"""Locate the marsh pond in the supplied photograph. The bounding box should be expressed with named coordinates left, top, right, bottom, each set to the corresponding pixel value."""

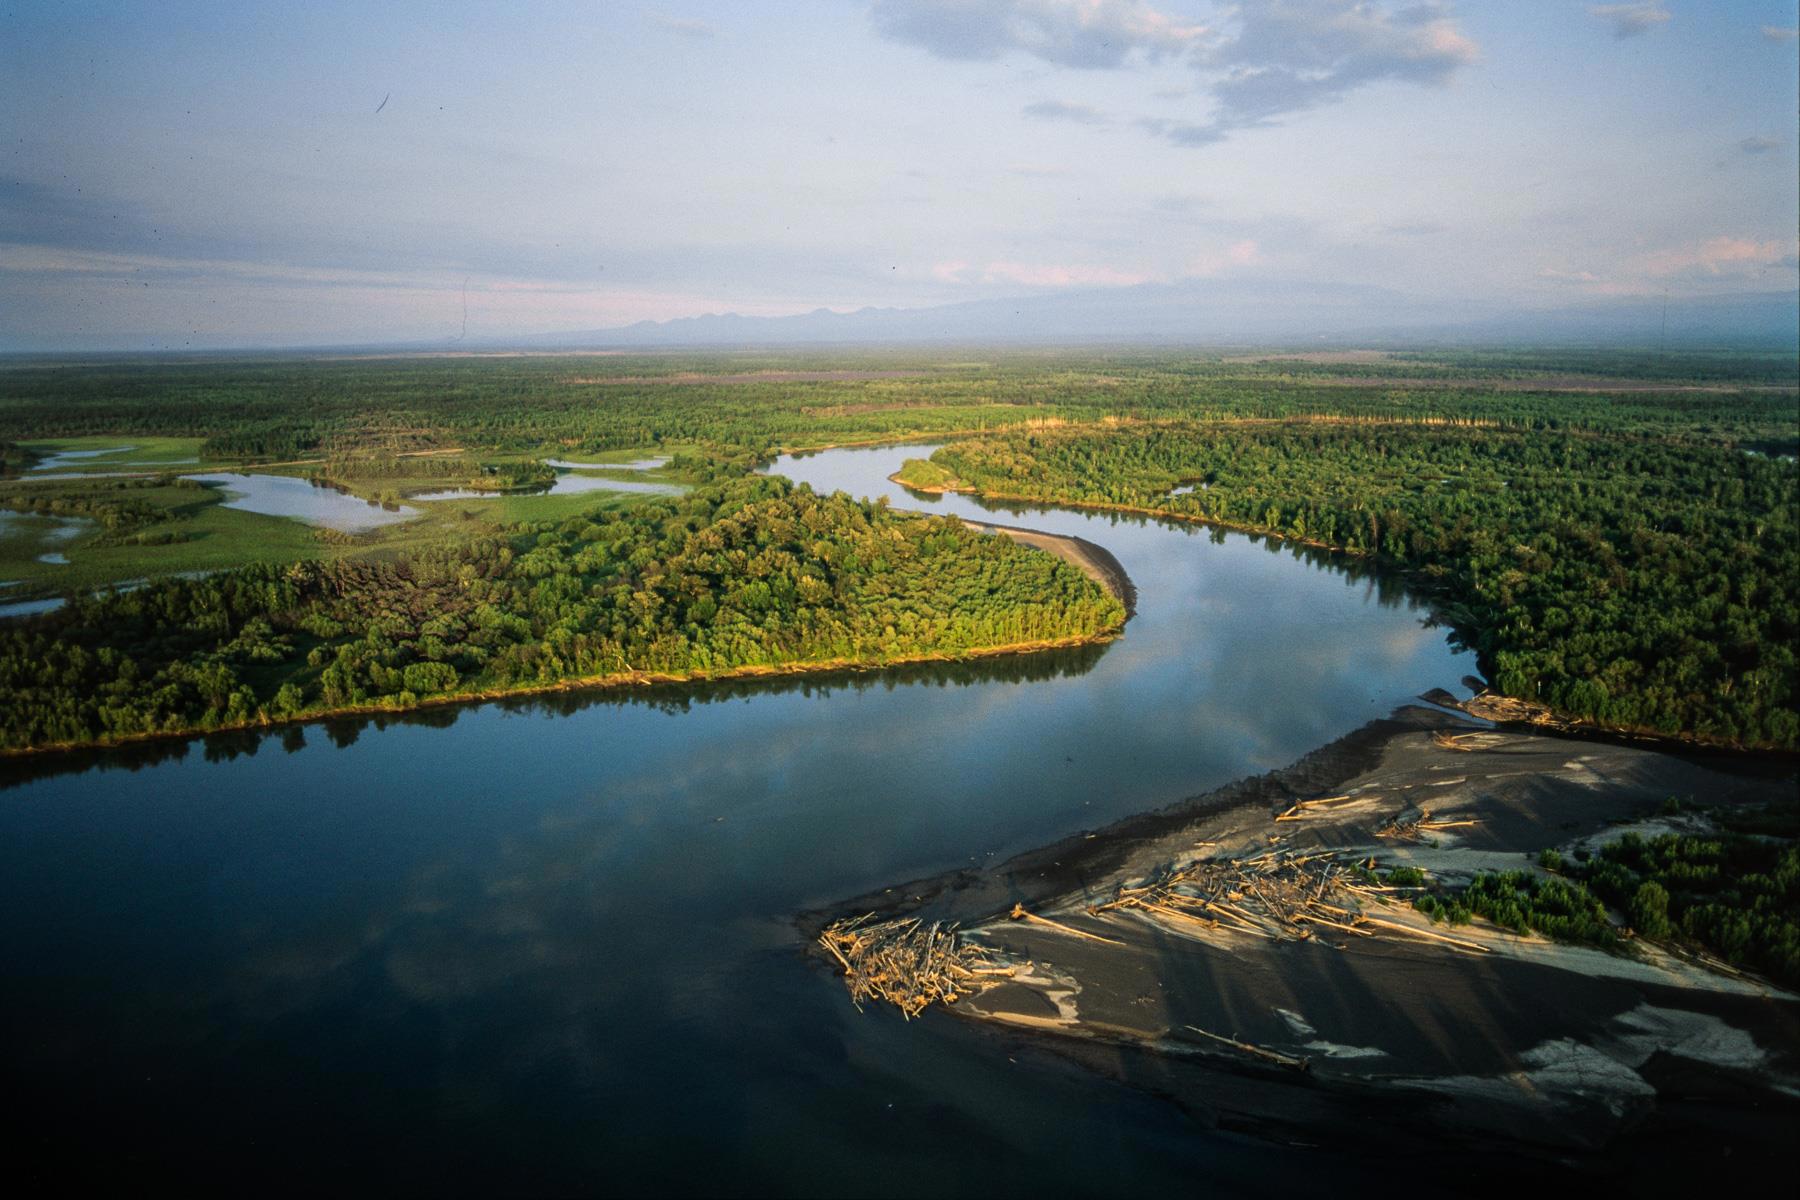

left=2, top=443, right=1472, bottom=1192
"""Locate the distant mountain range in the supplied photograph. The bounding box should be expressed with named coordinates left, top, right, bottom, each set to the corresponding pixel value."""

left=519, top=282, right=1799, bottom=351
left=6, top=282, right=1794, bottom=356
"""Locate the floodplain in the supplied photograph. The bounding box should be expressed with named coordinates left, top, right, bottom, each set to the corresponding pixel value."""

left=0, top=347, right=1795, bottom=1190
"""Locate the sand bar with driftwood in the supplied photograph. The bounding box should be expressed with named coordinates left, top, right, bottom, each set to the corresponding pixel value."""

left=807, top=705, right=1800, bottom=1169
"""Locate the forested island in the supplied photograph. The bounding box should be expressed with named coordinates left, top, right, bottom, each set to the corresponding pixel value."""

left=0, top=477, right=1122, bottom=751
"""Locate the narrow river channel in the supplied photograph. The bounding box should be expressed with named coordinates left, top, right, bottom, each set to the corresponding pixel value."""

left=1, top=443, right=1470, bottom=1193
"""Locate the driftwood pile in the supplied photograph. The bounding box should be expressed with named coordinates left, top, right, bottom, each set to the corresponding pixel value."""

left=1375, top=809, right=1481, bottom=843
left=818, top=915, right=1013, bottom=1018
left=1274, top=793, right=1365, bottom=822
left=821, top=851, right=1496, bottom=1018
left=1421, top=686, right=1571, bottom=732
left=1421, top=686, right=1566, bottom=729
left=1092, top=849, right=1365, bottom=942
left=1460, top=691, right=1561, bottom=726
left=1090, top=849, right=1488, bottom=953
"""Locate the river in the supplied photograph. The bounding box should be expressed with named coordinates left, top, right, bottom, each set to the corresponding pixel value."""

left=0, top=443, right=1470, bottom=1194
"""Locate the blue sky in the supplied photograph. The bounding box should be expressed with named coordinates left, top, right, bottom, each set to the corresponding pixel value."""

left=2, top=1, right=1795, bottom=347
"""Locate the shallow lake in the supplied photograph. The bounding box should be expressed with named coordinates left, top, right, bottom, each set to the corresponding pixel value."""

left=185, top=472, right=420, bottom=532
left=0, top=595, right=67, bottom=619
left=542, top=456, right=669, bottom=470
left=28, top=444, right=139, bottom=471
left=1, top=444, right=1472, bottom=1192
left=411, top=468, right=686, bottom=501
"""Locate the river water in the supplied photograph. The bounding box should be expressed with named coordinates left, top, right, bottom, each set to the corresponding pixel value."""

left=0, top=443, right=1470, bottom=1194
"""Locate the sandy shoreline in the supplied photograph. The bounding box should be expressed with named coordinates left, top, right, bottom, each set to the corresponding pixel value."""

left=959, top=518, right=1136, bottom=614
left=807, top=705, right=1800, bottom=1171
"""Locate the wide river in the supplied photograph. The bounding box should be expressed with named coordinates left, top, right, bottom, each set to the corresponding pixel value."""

left=1, top=444, right=1470, bottom=1193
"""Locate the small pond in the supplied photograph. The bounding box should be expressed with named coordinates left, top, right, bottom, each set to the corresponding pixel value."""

left=184, top=473, right=420, bottom=532
left=29, top=445, right=140, bottom=472
left=411, top=469, right=685, bottom=501
left=541, top=457, right=669, bottom=471
left=0, top=596, right=66, bottom=620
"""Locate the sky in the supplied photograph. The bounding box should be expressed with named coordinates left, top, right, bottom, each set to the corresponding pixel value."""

left=1, top=0, right=1796, bottom=348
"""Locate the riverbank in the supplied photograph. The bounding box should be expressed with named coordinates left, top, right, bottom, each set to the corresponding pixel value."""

left=891, top=468, right=1365, bottom=558
left=809, top=705, right=1800, bottom=1172
left=890, top=467, right=1777, bottom=755
left=877, top=476, right=1135, bottom=611
left=959, top=519, right=1136, bottom=615
left=0, top=627, right=1124, bottom=759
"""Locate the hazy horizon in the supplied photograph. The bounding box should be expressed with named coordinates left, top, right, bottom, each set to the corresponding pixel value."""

left=4, top=1, right=1797, bottom=350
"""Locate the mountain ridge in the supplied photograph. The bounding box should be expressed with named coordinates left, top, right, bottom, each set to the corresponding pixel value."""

left=519, top=281, right=1799, bottom=351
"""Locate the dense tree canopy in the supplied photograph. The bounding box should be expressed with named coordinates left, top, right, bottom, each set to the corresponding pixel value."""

left=0, top=476, right=1123, bottom=750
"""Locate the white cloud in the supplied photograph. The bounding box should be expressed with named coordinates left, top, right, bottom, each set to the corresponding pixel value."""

left=1588, top=4, right=1671, bottom=39
left=1532, top=236, right=1800, bottom=296
left=880, top=3, right=1480, bottom=149
left=1022, top=99, right=1111, bottom=123
left=932, top=259, right=1153, bottom=286
left=1760, top=25, right=1799, bottom=43
left=1639, top=236, right=1798, bottom=278
left=1127, top=2, right=1480, bottom=146
left=870, top=0, right=1207, bottom=68
left=0, top=241, right=811, bottom=336
left=1136, top=116, right=1228, bottom=146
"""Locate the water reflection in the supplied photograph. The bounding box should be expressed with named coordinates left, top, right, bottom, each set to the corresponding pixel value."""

left=0, top=596, right=65, bottom=620
left=24, top=446, right=200, bottom=474
left=185, top=472, right=420, bottom=531
left=410, top=471, right=685, bottom=501
left=0, top=642, right=1116, bottom=790
left=27, top=444, right=138, bottom=471
left=541, top=457, right=669, bottom=470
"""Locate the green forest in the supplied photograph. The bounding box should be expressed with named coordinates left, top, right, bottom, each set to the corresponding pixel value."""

left=2, top=349, right=1792, bottom=463
left=926, top=420, right=1798, bottom=747
left=0, top=476, right=1123, bottom=750
left=1417, top=801, right=1800, bottom=987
